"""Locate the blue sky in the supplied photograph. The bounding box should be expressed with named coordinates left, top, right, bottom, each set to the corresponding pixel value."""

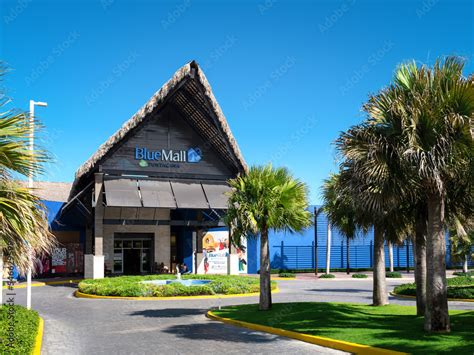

left=1, top=0, right=472, bottom=204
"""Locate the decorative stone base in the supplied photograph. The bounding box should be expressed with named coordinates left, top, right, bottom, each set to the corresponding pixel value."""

left=84, top=254, right=104, bottom=279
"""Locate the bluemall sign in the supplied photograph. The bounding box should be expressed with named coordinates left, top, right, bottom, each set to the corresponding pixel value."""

left=135, top=146, right=202, bottom=167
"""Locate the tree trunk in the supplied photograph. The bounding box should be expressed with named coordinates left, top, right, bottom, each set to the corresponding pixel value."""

left=463, top=256, right=468, bottom=273
left=414, top=214, right=427, bottom=317
left=259, top=227, right=272, bottom=310
left=373, top=224, right=388, bottom=306
left=425, top=192, right=450, bottom=332
left=346, top=238, right=350, bottom=275
left=326, top=222, right=331, bottom=274
left=388, top=241, right=394, bottom=272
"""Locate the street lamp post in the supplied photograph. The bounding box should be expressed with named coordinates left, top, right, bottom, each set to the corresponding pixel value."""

left=27, top=100, right=47, bottom=310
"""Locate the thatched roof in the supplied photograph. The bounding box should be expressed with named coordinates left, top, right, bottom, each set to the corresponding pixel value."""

left=69, top=61, right=247, bottom=199
left=18, top=181, right=72, bottom=202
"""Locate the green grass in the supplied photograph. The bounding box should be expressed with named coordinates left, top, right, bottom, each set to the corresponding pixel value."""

left=213, top=302, right=474, bottom=354
left=0, top=305, right=40, bottom=354
left=394, top=276, right=474, bottom=299
left=78, top=274, right=277, bottom=297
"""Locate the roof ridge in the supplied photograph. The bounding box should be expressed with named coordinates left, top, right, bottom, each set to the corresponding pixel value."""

left=69, top=61, right=246, bottom=199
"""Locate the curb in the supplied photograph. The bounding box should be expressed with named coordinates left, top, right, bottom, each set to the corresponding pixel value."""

left=74, top=287, right=280, bottom=301
left=206, top=311, right=407, bottom=355
left=389, top=292, right=474, bottom=303
left=32, top=316, right=44, bottom=355
left=270, top=277, right=296, bottom=281
left=3, top=279, right=82, bottom=289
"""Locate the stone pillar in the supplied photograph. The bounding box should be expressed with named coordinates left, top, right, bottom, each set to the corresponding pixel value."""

left=155, top=225, right=171, bottom=269
left=85, top=173, right=105, bottom=279
left=94, top=173, right=104, bottom=256
left=85, top=225, right=93, bottom=254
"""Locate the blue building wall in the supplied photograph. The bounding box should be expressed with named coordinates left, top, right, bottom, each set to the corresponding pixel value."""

left=246, top=205, right=471, bottom=273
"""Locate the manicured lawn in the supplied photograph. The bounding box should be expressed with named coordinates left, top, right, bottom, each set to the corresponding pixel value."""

left=79, top=274, right=277, bottom=297
left=394, top=276, right=474, bottom=299
left=0, top=305, right=40, bottom=354
left=213, top=302, right=474, bottom=354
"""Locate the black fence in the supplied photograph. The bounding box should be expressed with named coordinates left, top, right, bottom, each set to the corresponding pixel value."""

left=271, top=241, right=473, bottom=270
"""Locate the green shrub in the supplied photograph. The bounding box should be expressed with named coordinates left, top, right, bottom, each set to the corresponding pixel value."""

left=319, top=273, right=335, bottom=279
left=278, top=273, right=296, bottom=278
left=386, top=272, right=402, bottom=278
left=352, top=273, right=368, bottom=278
left=0, top=305, right=40, bottom=354
left=393, top=276, right=474, bottom=300
left=79, top=274, right=277, bottom=297
left=453, top=271, right=473, bottom=277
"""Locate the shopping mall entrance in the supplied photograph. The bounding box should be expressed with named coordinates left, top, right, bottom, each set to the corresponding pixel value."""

left=113, top=233, right=153, bottom=275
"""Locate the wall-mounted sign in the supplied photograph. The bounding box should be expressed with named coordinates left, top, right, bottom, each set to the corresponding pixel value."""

left=135, top=146, right=202, bottom=168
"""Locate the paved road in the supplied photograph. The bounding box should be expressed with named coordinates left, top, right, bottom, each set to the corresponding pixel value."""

left=10, top=277, right=473, bottom=354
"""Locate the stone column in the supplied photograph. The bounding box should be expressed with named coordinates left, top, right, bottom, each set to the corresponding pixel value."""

left=84, top=173, right=105, bottom=279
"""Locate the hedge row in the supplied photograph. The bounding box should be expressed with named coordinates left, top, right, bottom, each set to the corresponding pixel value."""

left=393, top=276, right=474, bottom=299
left=78, top=274, right=277, bottom=297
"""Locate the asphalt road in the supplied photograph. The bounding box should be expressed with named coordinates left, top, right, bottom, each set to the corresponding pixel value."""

left=9, top=276, right=473, bottom=354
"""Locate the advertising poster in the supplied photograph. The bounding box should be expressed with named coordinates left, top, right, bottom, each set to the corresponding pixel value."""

left=200, top=230, right=248, bottom=274
left=51, top=247, right=67, bottom=274
left=202, top=230, right=229, bottom=274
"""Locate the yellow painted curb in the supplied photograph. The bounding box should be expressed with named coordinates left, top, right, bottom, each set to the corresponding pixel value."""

left=271, top=277, right=297, bottom=281
left=74, top=287, right=280, bottom=301
left=390, top=292, right=474, bottom=303
left=206, top=311, right=407, bottom=355
left=3, top=279, right=82, bottom=289
left=32, top=316, right=44, bottom=355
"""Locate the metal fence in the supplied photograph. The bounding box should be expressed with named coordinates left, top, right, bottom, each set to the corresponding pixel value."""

left=271, top=241, right=473, bottom=270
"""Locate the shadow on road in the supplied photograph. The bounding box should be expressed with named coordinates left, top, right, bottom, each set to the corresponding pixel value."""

left=129, top=308, right=206, bottom=318
left=162, top=321, right=279, bottom=344
left=307, top=288, right=370, bottom=293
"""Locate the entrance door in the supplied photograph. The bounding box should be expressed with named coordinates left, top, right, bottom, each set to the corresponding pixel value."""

left=123, top=249, right=141, bottom=275
left=113, top=233, right=153, bottom=274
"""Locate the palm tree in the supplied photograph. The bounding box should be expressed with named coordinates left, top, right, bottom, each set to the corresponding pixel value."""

left=0, top=71, right=55, bottom=292
left=365, top=57, right=473, bottom=332
left=336, top=122, right=411, bottom=306
left=226, top=164, right=312, bottom=310
left=322, top=173, right=366, bottom=275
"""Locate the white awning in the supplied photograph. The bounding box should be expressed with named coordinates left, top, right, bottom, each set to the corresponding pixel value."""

left=103, top=178, right=230, bottom=210
left=202, top=182, right=231, bottom=209
left=170, top=181, right=209, bottom=209
left=104, top=179, right=141, bottom=207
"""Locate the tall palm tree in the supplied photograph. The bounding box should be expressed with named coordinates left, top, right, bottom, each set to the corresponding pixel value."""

left=226, top=164, right=312, bottom=310
left=363, top=57, right=474, bottom=332
left=0, top=72, right=55, bottom=282
left=336, top=122, right=411, bottom=306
